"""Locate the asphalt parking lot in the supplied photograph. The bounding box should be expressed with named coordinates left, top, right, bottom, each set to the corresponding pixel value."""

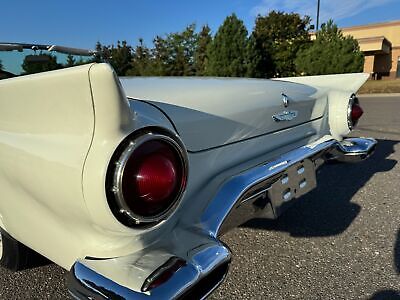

left=0, top=94, right=399, bottom=299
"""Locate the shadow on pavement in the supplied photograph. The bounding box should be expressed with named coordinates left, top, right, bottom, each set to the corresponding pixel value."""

left=242, top=138, right=398, bottom=238
left=371, top=230, right=400, bottom=299
left=369, top=290, right=400, bottom=300
left=395, top=228, right=400, bottom=274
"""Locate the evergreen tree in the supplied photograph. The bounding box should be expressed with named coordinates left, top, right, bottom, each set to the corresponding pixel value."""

left=205, top=14, right=248, bottom=77
left=127, top=38, right=153, bottom=76
left=295, top=20, right=364, bottom=75
left=94, top=41, right=111, bottom=62
left=246, top=33, right=274, bottom=78
left=252, top=11, right=311, bottom=77
left=66, top=54, right=76, bottom=67
left=109, top=40, right=133, bottom=76
left=149, top=24, right=198, bottom=76
left=152, top=35, right=170, bottom=76
left=93, top=41, right=132, bottom=75
left=194, top=25, right=212, bottom=75
left=167, top=24, right=198, bottom=76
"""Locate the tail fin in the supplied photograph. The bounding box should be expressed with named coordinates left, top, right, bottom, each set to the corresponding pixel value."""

left=273, top=73, right=369, bottom=93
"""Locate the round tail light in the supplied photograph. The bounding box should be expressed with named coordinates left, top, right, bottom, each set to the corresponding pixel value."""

left=135, top=153, right=177, bottom=205
left=108, top=132, right=188, bottom=226
left=348, top=94, right=363, bottom=129
left=350, top=103, right=363, bottom=124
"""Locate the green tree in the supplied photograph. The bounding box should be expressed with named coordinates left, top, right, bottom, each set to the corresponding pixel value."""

left=109, top=40, right=133, bottom=76
left=295, top=20, right=364, bottom=75
left=194, top=25, right=212, bottom=75
left=21, top=54, right=61, bottom=74
left=126, top=38, right=153, bottom=76
left=151, top=35, right=170, bottom=76
left=246, top=33, right=274, bottom=78
left=251, top=11, right=311, bottom=77
left=166, top=24, right=198, bottom=76
left=94, top=41, right=112, bottom=62
left=205, top=14, right=248, bottom=77
left=148, top=24, right=199, bottom=76
left=66, top=54, right=76, bottom=67
left=94, top=41, right=133, bottom=75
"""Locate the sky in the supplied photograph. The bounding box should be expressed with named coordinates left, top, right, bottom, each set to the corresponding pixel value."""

left=1, top=0, right=399, bottom=72
left=2, top=0, right=399, bottom=48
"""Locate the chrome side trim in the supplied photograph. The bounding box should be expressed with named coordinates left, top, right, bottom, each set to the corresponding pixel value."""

left=0, top=230, right=3, bottom=260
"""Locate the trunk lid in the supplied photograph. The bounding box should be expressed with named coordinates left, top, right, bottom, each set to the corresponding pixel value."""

left=120, top=77, right=327, bottom=152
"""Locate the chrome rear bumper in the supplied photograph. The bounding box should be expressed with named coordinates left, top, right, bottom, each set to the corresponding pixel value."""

left=202, top=137, right=377, bottom=235
left=69, top=238, right=231, bottom=300
left=68, top=137, right=376, bottom=299
left=329, top=137, right=377, bottom=163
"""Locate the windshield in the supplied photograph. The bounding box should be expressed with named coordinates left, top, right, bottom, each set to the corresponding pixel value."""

left=0, top=43, right=97, bottom=79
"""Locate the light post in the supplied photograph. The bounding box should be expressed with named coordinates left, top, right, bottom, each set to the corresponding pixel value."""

left=316, top=0, right=321, bottom=30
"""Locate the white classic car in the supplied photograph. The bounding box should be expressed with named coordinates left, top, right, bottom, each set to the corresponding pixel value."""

left=0, top=44, right=376, bottom=299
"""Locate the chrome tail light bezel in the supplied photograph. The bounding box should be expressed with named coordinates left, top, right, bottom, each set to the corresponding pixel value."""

left=106, top=129, right=188, bottom=227
left=347, top=93, right=362, bottom=130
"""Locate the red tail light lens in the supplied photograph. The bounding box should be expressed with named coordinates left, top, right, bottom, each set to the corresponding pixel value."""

left=136, top=153, right=177, bottom=204
left=348, top=95, right=363, bottom=129
left=109, top=133, right=188, bottom=225
left=122, top=139, right=185, bottom=217
left=350, top=103, right=363, bottom=124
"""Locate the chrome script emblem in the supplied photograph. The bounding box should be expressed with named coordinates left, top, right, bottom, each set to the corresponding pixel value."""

left=272, top=110, right=298, bottom=122
left=282, top=93, right=289, bottom=107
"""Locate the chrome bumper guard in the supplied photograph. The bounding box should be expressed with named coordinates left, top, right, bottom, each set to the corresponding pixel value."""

left=68, top=137, right=376, bottom=300
left=69, top=238, right=231, bottom=300
left=328, top=137, right=377, bottom=163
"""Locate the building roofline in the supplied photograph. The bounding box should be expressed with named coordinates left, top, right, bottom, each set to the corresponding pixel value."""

left=341, top=19, right=400, bottom=31
left=357, top=36, right=392, bottom=45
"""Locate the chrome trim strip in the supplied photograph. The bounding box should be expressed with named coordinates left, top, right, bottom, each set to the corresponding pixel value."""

left=240, top=187, right=271, bottom=204
left=0, top=231, right=3, bottom=260
left=0, top=42, right=97, bottom=56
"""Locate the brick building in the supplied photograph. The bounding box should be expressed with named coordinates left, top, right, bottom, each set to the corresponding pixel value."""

left=341, top=20, right=400, bottom=80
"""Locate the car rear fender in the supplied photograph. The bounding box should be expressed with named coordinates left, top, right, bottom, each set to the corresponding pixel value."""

left=273, top=73, right=369, bottom=139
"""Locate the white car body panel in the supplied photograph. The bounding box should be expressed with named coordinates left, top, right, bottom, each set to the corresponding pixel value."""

left=120, top=77, right=328, bottom=152
left=0, top=65, right=95, bottom=267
